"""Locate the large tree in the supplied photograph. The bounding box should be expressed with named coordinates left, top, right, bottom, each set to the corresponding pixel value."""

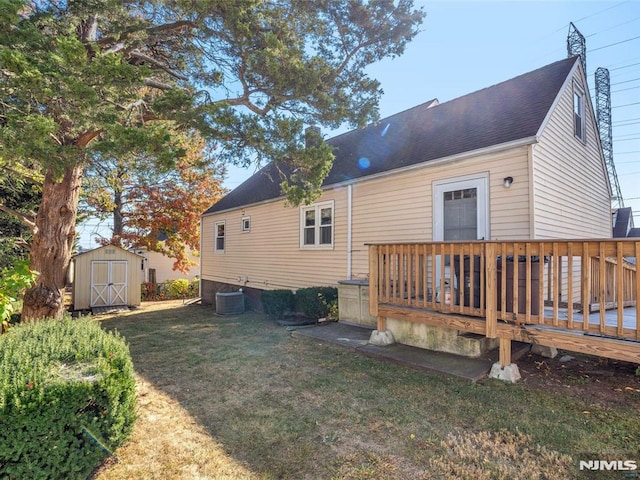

left=0, top=0, right=424, bottom=320
left=82, top=125, right=226, bottom=272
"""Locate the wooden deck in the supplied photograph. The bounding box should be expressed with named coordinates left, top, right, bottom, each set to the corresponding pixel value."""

left=368, top=240, right=640, bottom=365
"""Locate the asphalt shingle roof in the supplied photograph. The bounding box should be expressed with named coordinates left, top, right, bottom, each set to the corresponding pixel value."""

left=205, top=56, right=579, bottom=214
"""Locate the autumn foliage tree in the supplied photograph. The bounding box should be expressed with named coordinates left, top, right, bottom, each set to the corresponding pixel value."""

left=0, top=0, right=424, bottom=320
left=82, top=126, right=225, bottom=272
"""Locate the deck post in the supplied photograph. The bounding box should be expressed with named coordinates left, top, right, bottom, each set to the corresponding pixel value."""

left=489, top=337, right=521, bottom=383
left=369, top=245, right=379, bottom=318
left=369, top=244, right=394, bottom=346
left=485, top=243, right=497, bottom=339
left=499, top=337, right=511, bottom=367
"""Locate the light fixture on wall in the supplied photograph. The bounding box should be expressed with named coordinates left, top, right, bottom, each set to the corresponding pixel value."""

left=503, top=176, right=514, bottom=188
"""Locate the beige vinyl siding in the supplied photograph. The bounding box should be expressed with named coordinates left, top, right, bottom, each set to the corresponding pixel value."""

left=349, top=146, right=531, bottom=277
left=143, top=250, right=199, bottom=283
left=202, top=145, right=532, bottom=289
left=201, top=189, right=348, bottom=290
left=532, top=68, right=612, bottom=239
left=71, top=246, right=142, bottom=310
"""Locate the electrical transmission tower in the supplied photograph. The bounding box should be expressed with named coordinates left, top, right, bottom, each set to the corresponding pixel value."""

left=567, top=22, right=586, bottom=74
left=595, top=67, right=624, bottom=208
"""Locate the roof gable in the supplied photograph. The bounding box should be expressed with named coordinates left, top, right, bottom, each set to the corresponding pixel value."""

left=205, top=56, right=579, bottom=215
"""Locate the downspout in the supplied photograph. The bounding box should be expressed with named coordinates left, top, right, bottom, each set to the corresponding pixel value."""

left=347, top=184, right=353, bottom=280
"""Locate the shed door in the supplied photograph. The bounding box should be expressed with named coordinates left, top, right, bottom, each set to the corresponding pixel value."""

left=91, top=260, right=128, bottom=307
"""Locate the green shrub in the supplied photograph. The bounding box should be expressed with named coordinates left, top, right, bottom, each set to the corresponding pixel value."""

left=0, top=317, right=137, bottom=479
left=142, top=278, right=200, bottom=301
left=0, top=260, right=38, bottom=333
left=295, top=287, right=338, bottom=319
left=167, top=278, right=190, bottom=298
left=260, top=289, right=295, bottom=317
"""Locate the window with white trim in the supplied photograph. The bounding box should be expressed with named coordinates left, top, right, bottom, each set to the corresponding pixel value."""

left=241, top=216, right=251, bottom=232
left=300, top=201, right=334, bottom=248
left=215, top=221, right=225, bottom=252
left=573, top=85, right=585, bottom=141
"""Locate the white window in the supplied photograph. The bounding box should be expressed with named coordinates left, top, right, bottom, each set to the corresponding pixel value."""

left=573, top=85, right=585, bottom=141
left=300, top=201, right=334, bottom=248
left=241, top=216, right=251, bottom=232
left=215, top=221, right=225, bottom=252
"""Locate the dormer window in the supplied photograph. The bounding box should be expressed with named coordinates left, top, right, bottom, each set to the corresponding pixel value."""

left=573, top=85, right=585, bottom=142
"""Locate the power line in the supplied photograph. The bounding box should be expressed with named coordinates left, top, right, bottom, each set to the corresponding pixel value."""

left=613, top=116, right=640, bottom=123
left=555, top=0, right=632, bottom=33
left=613, top=85, right=640, bottom=93
left=611, top=77, right=640, bottom=86
left=590, top=34, right=640, bottom=53
left=613, top=121, right=640, bottom=128
left=610, top=61, right=640, bottom=71
left=585, top=15, right=640, bottom=38
left=612, top=101, right=640, bottom=109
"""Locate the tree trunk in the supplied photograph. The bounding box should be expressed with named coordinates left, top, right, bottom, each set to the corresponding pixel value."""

left=22, top=165, right=83, bottom=321
left=113, top=188, right=124, bottom=237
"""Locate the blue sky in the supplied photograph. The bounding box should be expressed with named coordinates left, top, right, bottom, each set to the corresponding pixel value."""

left=224, top=0, right=640, bottom=222
left=78, top=1, right=640, bottom=248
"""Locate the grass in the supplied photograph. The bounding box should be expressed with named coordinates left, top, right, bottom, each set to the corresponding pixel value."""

left=93, top=301, right=640, bottom=479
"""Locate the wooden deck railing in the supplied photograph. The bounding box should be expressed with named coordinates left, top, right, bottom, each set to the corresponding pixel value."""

left=368, top=240, right=640, bottom=364
left=589, top=256, right=637, bottom=311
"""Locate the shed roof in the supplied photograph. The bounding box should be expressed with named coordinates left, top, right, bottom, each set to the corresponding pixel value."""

left=205, top=56, right=579, bottom=215
left=73, top=245, right=144, bottom=259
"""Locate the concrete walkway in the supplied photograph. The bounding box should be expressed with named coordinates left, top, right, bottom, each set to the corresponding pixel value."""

left=290, top=321, right=504, bottom=382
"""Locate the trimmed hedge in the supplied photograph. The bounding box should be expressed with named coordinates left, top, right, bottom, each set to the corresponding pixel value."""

left=260, top=289, right=295, bottom=317
left=295, top=287, right=338, bottom=319
left=0, top=317, right=136, bottom=479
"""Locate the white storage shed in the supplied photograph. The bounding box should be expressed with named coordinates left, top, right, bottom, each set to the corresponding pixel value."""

left=70, top=246, right=144, bottom=311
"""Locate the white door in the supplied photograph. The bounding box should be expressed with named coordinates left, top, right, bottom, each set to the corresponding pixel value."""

left=433, top=175, right=489, bottom=286
left=91, top=260, right=128, bottom=307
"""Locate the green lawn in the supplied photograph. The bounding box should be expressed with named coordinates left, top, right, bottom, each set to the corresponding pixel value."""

left=95, top=301, right=639, bottom=480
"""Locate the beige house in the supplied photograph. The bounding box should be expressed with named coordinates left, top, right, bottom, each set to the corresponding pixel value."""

left=200, top=56, right=612, bottom=318
left=134, top=247, right=200, bottom=284
left=70, top=246, right=144, bottom=311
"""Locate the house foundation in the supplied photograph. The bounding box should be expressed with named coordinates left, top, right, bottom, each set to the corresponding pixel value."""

left=201, top=279, right=263, bottom=312
left=338, top=280, right=499, bottom=357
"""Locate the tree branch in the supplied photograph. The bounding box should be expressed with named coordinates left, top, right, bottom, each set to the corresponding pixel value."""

left=76, top=130, right=103, bottom=148
left=1, top=164, right=43, bottom=185
left=0, top=202, right=36, bottom=231
left=144, top=79, right=176, bottom=91
left=129, top=51, right=189, bottom=81
left=96, top=20, right=196, bottom=49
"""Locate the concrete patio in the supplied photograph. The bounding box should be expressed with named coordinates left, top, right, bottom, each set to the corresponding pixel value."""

left=289, top=321, right=530, bottom=382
